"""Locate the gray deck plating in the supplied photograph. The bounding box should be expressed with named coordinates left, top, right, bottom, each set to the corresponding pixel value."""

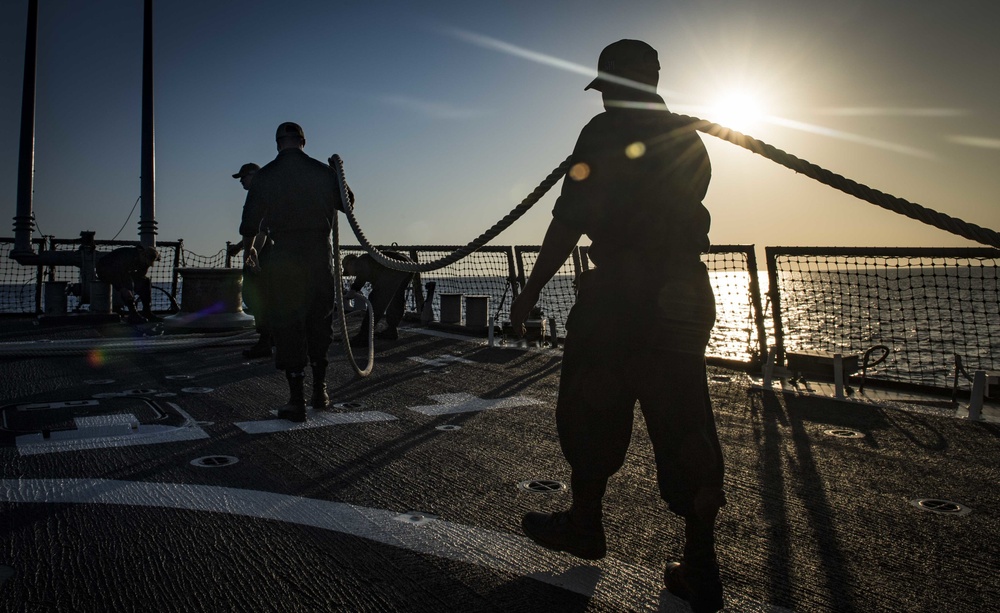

left=1, top=320, right=997, bottom=612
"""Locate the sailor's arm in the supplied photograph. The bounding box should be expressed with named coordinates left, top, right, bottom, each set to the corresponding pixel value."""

left=244, top=231, right=268, bottom=271
left=509, top=218, right=581, bottom=335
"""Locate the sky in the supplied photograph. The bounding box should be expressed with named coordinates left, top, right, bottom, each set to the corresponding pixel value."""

left=1, top=0, right=998, bottom=258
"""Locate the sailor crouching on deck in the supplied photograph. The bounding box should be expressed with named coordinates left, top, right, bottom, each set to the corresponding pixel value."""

left=508, top=40, right=726, bottom=613
left=342, top=251, right=413, bottom=345
left=243, top=122, right=354, bottom=422
left=95, top=245, right=160, bottom=324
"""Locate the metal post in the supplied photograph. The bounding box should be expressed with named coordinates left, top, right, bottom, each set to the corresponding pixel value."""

left=12, top=0, right=39, bottom=257
left=968, top=370, right=986, bottom=421
left=834, top=353, right=845, bottom=399
left=744, top=246, right=769, bottom=368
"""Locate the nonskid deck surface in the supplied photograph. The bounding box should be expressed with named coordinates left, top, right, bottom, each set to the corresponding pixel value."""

left=0, top=319, right=997, bottom=612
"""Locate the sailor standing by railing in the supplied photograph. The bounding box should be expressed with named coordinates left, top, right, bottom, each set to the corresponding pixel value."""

left=509, top=40, right=726, bottom=613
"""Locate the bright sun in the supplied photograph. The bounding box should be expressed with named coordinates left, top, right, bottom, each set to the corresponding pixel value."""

left=710, top=91, right=765, bottom=133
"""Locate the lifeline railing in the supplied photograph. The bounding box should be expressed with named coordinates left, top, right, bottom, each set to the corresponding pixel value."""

left=5, top=113, right=998, bottom=388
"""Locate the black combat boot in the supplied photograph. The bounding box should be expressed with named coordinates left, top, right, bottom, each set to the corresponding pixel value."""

left=521, top=477, right=607, bottom=560
left=311, top=363, right=329, bottom=410
left=277, top=371, right=306, bottom=422
left=665, top=508, right=723, bottom=613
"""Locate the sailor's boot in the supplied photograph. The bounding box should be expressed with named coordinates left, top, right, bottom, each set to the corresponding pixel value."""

left=277, top=371, right=306, bottom=422
left=521, top=476, right=607, bottom=560
left=311, top=363, right=329, bottom=410
left=665, top=505, right=723, bottom=613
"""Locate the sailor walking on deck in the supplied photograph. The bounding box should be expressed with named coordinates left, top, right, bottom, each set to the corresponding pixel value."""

left=243, top=122, right=354, bottom=422
left=509, top=40, right=726, bottom=613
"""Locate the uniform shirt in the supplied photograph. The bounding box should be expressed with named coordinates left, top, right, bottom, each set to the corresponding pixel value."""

left=239, top=148, right=353, bottom=244
left=553, top=98, right=711, bottom=278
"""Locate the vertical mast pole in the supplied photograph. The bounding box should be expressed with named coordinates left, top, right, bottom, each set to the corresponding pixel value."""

left=12, top=0, right=39, bottom=257
left=139, top=0, right=157, bottom=248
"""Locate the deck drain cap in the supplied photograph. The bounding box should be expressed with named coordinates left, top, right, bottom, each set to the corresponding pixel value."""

left=84, top=379, right=115, bottom=385
left=910, top=498, right=972, bottom=516
left=165, top=375, right=193, bottom=381
left=436, top=425, right=462, bottom=431
left=517, top=479, right=567, bottom=494
left=394, top=511, right=439, bottom=526
left=823, top=428, right=865, bottom=439
left=191, top=455, right=239, bottom=468
left=123, top=389, right=158, bottom=396
left=181, top=387, right=214, bottom=394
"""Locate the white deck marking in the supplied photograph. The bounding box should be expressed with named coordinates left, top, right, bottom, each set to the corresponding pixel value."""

left=1, top=478, right=789, bottom=612
left=235, top=410, right=396, bottom=434
left=408, top=393, right=543, bottom=416
left=14, top=404, right=209, bottom=456
left=407, top=354, right=474, bottom=368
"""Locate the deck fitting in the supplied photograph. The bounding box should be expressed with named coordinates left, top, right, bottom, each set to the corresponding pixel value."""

left=190, top=455, right=239, bottom=468
left=517, top=479, right=567, bottom=494
left=909, top=498, right=972, bottom=516
left=823, top=428, right=865, bottom=439
left=394, top=511, right=439, bottom=526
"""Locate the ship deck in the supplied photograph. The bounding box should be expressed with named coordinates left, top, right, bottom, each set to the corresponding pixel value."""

left=1, top=317, right=998, bottom=612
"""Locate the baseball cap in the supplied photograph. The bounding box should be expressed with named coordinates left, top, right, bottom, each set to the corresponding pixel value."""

left=275, top=121, right=305, bottom=141
left=232, top=163, right=260, bottom=179
left=584, top=39, right=660, bottom=92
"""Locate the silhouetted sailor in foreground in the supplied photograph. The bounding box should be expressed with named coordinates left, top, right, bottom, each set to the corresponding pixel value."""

left=509, top=40, right=725, bottom=613
left=228, top=162, right=273, bottom=359
left=243, top=122, right=354, bottom=422
left=342, top=252, right=413, bottom=345
left=95, top=245, right=160, bottom=324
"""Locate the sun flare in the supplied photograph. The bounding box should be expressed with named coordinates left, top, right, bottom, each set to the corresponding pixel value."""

left=710, top=91, right=765, bottom=133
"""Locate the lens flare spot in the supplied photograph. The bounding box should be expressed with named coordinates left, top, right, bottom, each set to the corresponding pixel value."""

left=569, top=162, right=590, bottom=181
left=625, top=142, right=646, bottom=159
left=87, top=349, right=106, bottom=368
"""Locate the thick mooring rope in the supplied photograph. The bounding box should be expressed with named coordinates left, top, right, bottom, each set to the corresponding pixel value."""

left=327, top=110, right=999, bottom=377
left=332, top=114, right=999, bottom=275
left=330, top=154, right=573, bottom=273
left=682, top=115, right=1000, bottom=250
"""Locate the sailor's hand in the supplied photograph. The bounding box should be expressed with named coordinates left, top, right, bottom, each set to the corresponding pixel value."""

left=244, top=247, right=261, bottom=273
left=508, top=291, right=538, bottom=338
